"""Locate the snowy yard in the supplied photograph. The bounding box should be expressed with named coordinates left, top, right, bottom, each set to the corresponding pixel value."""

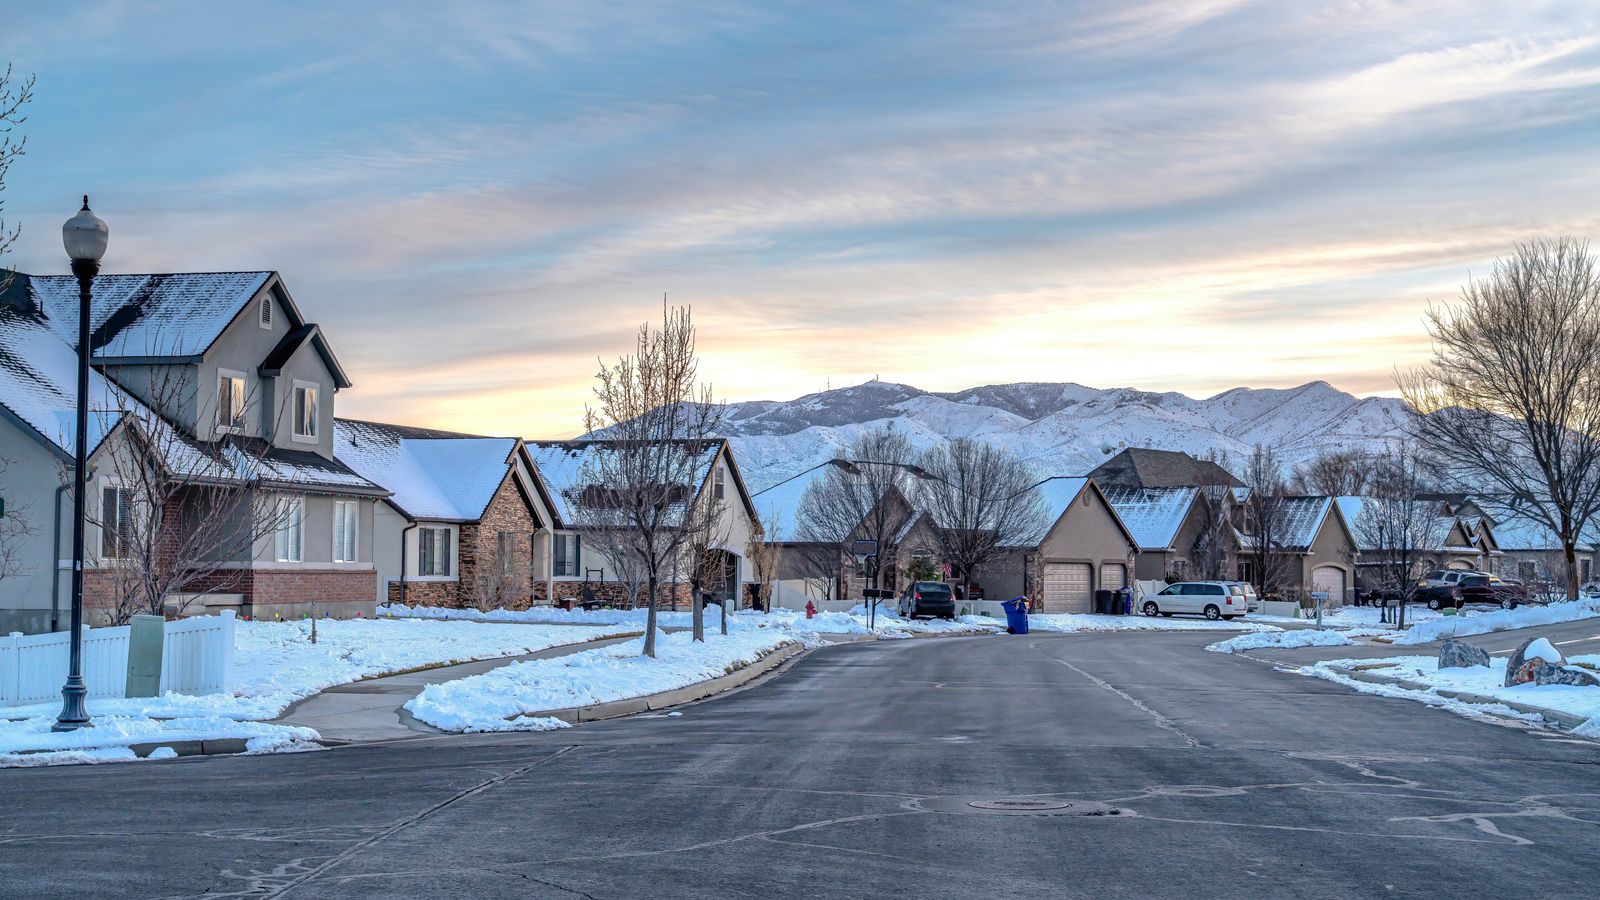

left=0, top=617, right=637, bottom=765
left=1207, top=629, right=1355, bottom=654
left=1299, top=653, right=1600, bottom=736
left=1389, top=598, right=1600, bottom=645
left=406, top=629, right=797, bottom=733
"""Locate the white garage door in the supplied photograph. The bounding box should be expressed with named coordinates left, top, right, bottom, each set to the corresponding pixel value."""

left=1101, top=563, right=1127, bottom=592
left=1041, top=563, right=1092, bottom=613
left=1311, top=566, right=1346, bottom=603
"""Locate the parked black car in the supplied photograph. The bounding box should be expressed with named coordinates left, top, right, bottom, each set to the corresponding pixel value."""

left=898, top=581, right=957, bottom=619
left=1413, top=574, right=1524, bottom=610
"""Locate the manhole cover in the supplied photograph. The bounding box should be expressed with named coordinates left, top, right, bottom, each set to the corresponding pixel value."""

left=908, top=796, right=1129, bottom=817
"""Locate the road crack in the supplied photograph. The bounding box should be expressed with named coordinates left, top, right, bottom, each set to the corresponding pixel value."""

left=1051, top=657, right=1204, bottom=749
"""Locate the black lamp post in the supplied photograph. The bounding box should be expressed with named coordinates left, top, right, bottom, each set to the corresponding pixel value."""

left=53, top=195, right=107, bottom=733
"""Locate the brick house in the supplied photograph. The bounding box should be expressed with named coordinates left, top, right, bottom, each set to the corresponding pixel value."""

left=334, top=420, right=558, bottom=609
left=0, top=271, right=389, bottom=631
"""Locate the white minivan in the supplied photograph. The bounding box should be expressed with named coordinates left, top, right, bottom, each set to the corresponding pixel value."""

left=1142, top=581, right=1248, bottom=621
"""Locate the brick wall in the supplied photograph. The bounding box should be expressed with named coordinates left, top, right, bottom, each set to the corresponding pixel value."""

left=389, top=471, right=544, bottom=610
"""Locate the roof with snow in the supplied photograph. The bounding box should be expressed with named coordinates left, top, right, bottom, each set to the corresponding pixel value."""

left=0, top=306, right=128, bottom=458
left=750, top=459, right=857, bottom=541
left=1336, top=496, right=1463, bottom=553
left=1238, top=495, right=1340, bottom=552
left=334, top=419, right=519, bottom=521
left=30, top=271, right=272, bottom=359
left=526, top=438, right=728, bottom=525
left=1485, top=508, right=1600, bottom=552
left=1102, top=486, right=1201, bottom=551
left=1089, top=447, right=1242, bottom=490
left=1009, top=476, right=1090, bottom=546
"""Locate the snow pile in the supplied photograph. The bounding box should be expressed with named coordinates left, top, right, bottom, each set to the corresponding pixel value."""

left=1299, top=654, right=1600, bottom=725
left=1251, top=605, right=1442, bottom=629
left=384, top=602, right=1003, bottom=637
left=406, top=629, right=797, bottom=733
left=1391, top=598, right=1600, bottom=645
left=1207, top=629, right=1356, bottom=654
left=0, top=715, right=316, bottom=767
left=1025, top=614, right=1280, bottom=634
left=380, top=602, right=662, bottom=627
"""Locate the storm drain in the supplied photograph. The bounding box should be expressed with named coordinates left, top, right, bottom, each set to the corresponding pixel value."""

left=909, top=796, right=1128, bottom=817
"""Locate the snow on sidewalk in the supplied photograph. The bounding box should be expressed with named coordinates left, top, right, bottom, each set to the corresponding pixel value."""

left=0, top=617, right=636, bottom=766
left=1297, top=654, right=1600, bottom=733
left=1207, top=629, right=1356, bottom=653
left=406, top=629, right=797, bottom=733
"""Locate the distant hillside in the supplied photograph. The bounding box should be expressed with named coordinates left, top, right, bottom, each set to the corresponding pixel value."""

left=720, top=380, right=1410, bottom=492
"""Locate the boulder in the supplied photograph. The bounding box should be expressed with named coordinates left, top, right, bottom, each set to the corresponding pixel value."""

left=1439, top=639, right=1491, bottom=670
left=1526, top=659, right=1600, bottom=688
left=1504, top=637, right=1567, bottom=687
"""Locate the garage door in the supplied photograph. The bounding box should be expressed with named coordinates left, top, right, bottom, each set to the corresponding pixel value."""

left=1101, top=563, right=1127, bottom=592
left=1311, top=566, right=1346, bottom=603
left=1041, top=563, right=1092, bottom=613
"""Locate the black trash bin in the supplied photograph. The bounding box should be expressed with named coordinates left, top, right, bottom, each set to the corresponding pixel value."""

left=1094, top=589, right=1114, bottom=615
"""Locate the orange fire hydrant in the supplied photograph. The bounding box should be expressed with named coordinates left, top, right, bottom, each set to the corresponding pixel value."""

left=805, top=600, right=816, bottom=619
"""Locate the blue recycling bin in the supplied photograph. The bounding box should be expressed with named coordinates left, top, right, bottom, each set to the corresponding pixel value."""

left=1002, top=597, right=1029, bottom=634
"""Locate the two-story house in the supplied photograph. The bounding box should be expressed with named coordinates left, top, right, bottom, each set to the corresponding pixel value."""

left=0, top=271, right=387, bottom=631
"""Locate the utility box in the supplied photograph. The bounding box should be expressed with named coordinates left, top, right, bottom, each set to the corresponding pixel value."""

left=125, top=615, right=165, bottom=698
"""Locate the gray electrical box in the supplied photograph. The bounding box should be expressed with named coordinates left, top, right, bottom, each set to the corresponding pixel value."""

left=125, top=615, right=165, bottom=698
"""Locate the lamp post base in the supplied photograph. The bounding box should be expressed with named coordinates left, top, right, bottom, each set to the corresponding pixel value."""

left=51, top=677, right=92, bottom=732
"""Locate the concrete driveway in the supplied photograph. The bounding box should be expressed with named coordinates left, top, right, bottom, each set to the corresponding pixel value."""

left=3, top=630, right=1598, bottom=898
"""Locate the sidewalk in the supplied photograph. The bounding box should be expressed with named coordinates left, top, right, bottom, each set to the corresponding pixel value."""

left=273, top=633, right=640, bottom=743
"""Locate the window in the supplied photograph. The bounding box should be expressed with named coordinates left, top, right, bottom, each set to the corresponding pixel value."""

left=275, top=496, right=304, bottom=562
left=259, top=295, right=272, bottom=328
left=333, top=500, right=358, bottom=563
left=498, top=531, right=517, bottom=577
left=713, top=466, right=726, bottom=501
left=419, top=527, right=452, bottom=577
left=293, top=382, right=318, bottom=441
left=218, top=371, right=247, bottom=431
left=100, top=485, right=132, bottom=559
left=553, top=533, right=580, bottom=577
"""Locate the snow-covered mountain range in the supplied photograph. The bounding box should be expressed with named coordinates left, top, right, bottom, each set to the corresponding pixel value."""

left=721, top=380, right=1411, bottom=492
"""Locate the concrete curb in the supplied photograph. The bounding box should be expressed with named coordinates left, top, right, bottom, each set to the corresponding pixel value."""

left=520, top=641, right=808, bottom=725
left=1325, top=664, right=1590, bottom=730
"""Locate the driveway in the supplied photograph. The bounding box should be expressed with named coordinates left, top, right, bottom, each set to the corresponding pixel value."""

left=3, top=631, right=1597, bottom=898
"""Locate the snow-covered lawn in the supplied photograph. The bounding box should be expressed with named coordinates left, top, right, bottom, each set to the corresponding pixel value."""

left=1390, top=598, right=1600, bottom=645
left=1207, top=629, right=1356, bottom=654
left=0, top=617, right=636, bottom=766
left=406, top=629, right=797, bottom=733
left=1299, top=654, right=1600, bottom=735
left=1024, top=613, right=1280, bottom=634
left=384, top=602, right=1003, bottom=637
left=1251, top=606, right=1443, bottom=629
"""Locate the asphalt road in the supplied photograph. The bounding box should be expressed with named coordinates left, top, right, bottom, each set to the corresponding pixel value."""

left=4, top=630, right=1600, bottom=899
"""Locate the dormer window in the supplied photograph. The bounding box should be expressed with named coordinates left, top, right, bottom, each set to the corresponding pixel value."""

left=218, top=370, right=247, bottom=432
left=259, top=296, right=272, bottom=329
left=292, top=381, right=318, bottom=441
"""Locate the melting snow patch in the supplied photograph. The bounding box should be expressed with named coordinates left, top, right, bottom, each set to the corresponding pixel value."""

left=1391, top=599, right=1600, bottom=645
left=1207, top=630, right=1356, bottom=653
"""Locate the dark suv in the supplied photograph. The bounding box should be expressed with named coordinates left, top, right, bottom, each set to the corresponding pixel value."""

left=898, top=582, right=957, bottom=620
left=1416, top=573, right=1524, bottom=610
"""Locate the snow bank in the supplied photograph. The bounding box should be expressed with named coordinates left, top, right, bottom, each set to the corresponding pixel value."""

left=1299, top=654, right=1600, bottom=725
left=406, top=630, right=796, bottom=733
left=0, top=715, right=317, bottom=767
left=1391, top=598, right=1600, bottom=645
left=1207, top=629, right=1356, bottom=654
left=1025, top=614, right=1280, bottom=635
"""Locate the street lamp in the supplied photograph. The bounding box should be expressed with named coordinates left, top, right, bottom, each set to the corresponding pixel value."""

left=53, top=196, right=107, bottom=733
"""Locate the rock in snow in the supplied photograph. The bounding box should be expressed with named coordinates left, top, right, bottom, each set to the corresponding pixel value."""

left=1505, top=636, right=1565, bottom=686
left=1438, top=639, right=1491, bottom=670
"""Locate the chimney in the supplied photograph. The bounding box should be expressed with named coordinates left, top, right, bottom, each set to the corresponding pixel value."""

left=0, top=270, right=33, bottom=314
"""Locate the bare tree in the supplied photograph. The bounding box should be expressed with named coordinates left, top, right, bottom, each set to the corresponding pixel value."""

left=683, top=504, right=731, bottom=640
left=916, top=438, right=1047, bottom=598
left=746, top=517, right=783, bottom=615
left=574, top=303, right=725, bottom=658
left=1400, top=237, right=1600, bottom=600
left=0, top=64, right=33, bottom=291
left=791, top=429, right=919, bottom=597
left=1240, top=444, right=1296, bottom=597
left=1351, top=446, right=1440, bottom=599
left=1291, top=448, right=1373, bottom=496
left=0, top=455, right=35, bottom=587
left=1190, top=494, right=1235, bottom=581
left=81, top=363, right=300, bottom=624
left=571, top=520, right=647, bottom=609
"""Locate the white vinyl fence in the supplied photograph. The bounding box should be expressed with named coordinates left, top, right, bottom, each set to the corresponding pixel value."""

left=0, top=611, right=236, bottom=708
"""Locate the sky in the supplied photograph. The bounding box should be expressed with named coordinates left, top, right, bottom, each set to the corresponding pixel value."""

left=3, top=1, right=1599, bottom=437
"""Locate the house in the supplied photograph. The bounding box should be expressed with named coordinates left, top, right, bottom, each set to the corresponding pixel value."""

left=1101, top=485, right=1211, bottom=580
left=1236, top=495, right=1358, bottom=601
left=0, top=271, right=388, bottom=632
left=1335, top=496, right=1487, bottom=591
left=333, top=419, right=557, bottom=608
left=1089, top=447, right=1243, bottom=491
left=1481, top=510, right=1598, bottom=589
left=526, top=438, right=759, bottom=607
left=987, top=477, right=1139, bottom=612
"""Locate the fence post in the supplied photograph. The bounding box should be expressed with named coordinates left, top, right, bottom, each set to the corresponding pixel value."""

left=3, top=632, right=19, bottom=706
left=218, top=610, right=237, bottom=692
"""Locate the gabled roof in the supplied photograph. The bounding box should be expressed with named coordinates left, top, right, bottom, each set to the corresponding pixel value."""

left=1089, top=447, right=1242, bottom=490
left=750, top=459, right=857, bottom=541
left=1010, top=476, right=1138, bottom=549
left=334, top=418, right=525, bottom=521
left=1336, top=496, right=1467, bottom=553
left=0, top=306, right=128, bottom=459
left=1102, top=485, right=1202, bottom=551
left=526, top=438, right=746, bottom=526
left=257, top=323, right=348, bottom=388
left=1239, top=495, right=1344, bottom=553
left=1485, top=508, right=1600, bottom=552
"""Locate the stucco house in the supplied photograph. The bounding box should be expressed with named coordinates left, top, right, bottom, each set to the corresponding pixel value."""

left=0, top=271, right=388, bottom=632
left=1101, top=485, right=1211, bottom=580
left=333, top=419, right=557, bottom=608
left=987, top=477, right=1139, bottom=612
left=1335, top=496, right=1487, bottom=592
left=1236, top=495, right=1358, bottom=601
left=526, top=438, right=759, bottom=607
